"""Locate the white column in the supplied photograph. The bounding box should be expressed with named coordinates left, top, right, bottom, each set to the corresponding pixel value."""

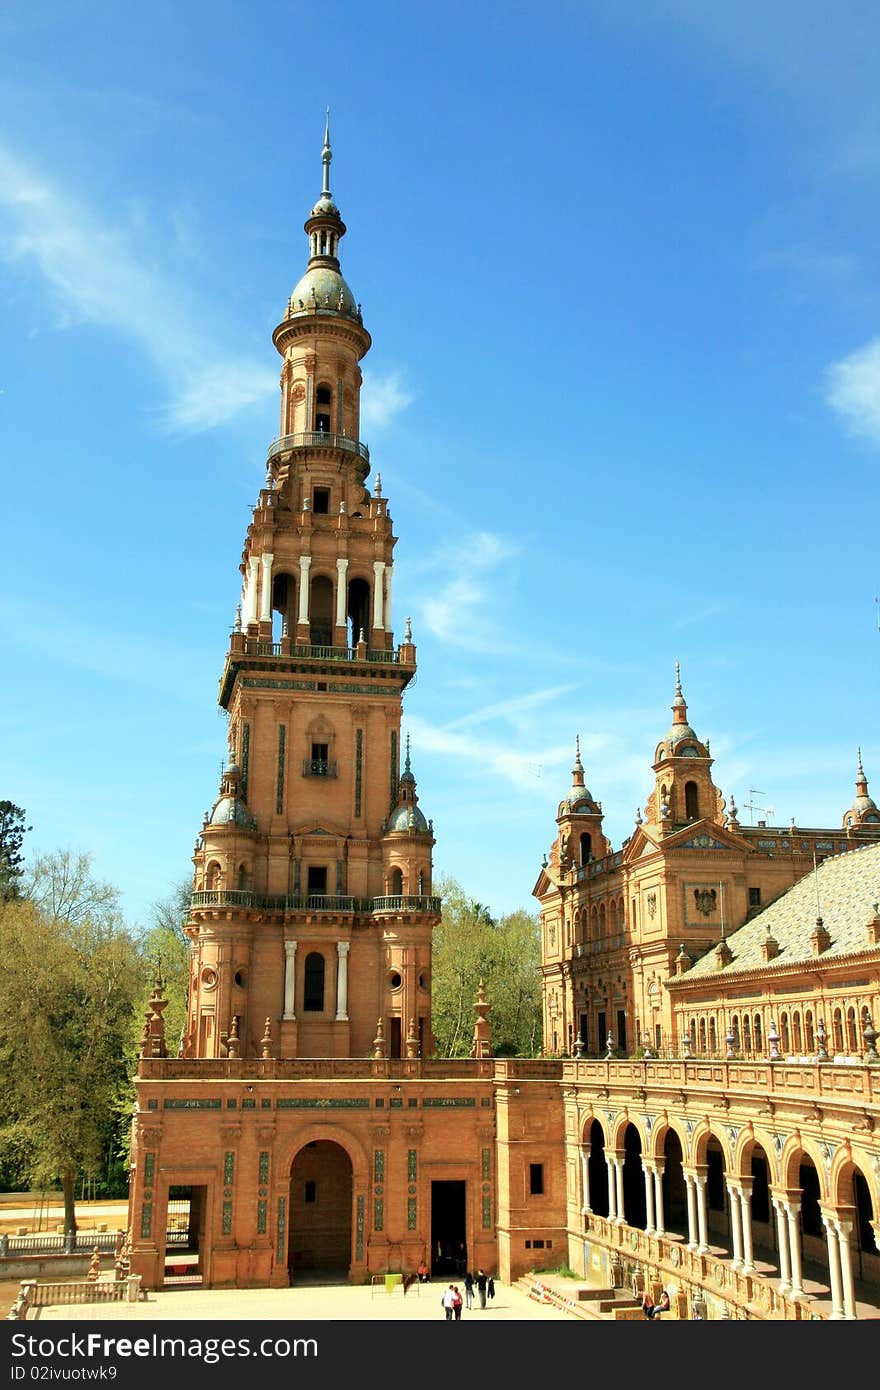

left=772, top=1197, right=792, bottom=1294
left=605, top=1155, right=617, bottom=1221
left=260, top=553, right=274, bottom=624
left=614, top=1158, right=625, bottom=1224
left=245, top=556, right=260, bottom=626
left=834, top=1218, right=857, bottom=1320
left=298, top=556, right=311, bottom=624
left=726, top=1182, right=744, bottom=1270
left=384, top=563, right=393, bottom=631
left=372, top=561, right=385, bottom=630
left=786, top=1200, right=804, bottom=1298
left=579, top=1148, right=590, bottom=1214
left=684, top=1173, right=698, bottom=1250
left=653, top=1165, right=666, bottom=1237
left=283, top=940, right=297, bottom=1020
left=739, top=1185, right=755, bottom=1274
left=335, top=941, right=350, bottom=1021
left=643, top=1165, right=656, bottom=1235
left=822, top=1213, right=846, bottom=1320
left=335, top=558, right=348, bottom=629
left=695, top=1173, right=710, bottom=1253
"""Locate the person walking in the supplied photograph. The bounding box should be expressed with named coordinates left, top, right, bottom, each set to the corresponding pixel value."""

left=487, top=1274, right=495, bottom=1302
left=463, top=1270, right=475, bottom=1308
left=442, top=1284, right=457, bottom=1320
left=475, top=1268, right=488, bottom=1308
left=452, top=1285, right=463, bottom=1320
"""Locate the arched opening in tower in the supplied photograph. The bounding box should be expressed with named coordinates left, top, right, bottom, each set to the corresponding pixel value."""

left=272, top=571, right=296, bottom=643
left=288, top=1141, right=353, bottom=1281
left=685, top=780, right=699, bottom=820
left=309, top=574, right=334, bottom=646
left=347, top=576, right=370, bottom=648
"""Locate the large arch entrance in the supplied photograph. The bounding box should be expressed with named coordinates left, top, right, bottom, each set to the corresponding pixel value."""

left=288, top=1141, right=353, bottom=1281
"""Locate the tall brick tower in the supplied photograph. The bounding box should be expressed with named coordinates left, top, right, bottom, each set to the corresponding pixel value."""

left=183, top=118, right=439, bottom=1064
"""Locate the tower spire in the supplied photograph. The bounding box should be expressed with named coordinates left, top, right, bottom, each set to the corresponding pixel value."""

left=322, top=107, right=332, bottom=197
left=672, top=660, right=688, bottom=725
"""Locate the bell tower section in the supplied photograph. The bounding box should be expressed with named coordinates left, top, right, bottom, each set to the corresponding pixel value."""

left=183, top=121, right=439, bottom=1063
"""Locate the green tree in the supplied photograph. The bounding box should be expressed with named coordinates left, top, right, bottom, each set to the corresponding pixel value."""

left=430, top=875, right=542, bottom=1057
left=0, top=854, right=143, bottom=1236
left=0, top=802, right=32, bottom=902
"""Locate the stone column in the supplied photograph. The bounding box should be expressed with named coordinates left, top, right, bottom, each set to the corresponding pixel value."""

left=738, top=1183, right=755, bottom=1274
left=822, top=1212, right=846, bottom=1320
left=684, top=1173, right=698, bottom=1250
left=298, top=556, right=311, bottom=624
left=772, top=1197, right=791, bottom=1295
left=335, top=558, right=348, bottom=630
left=614, top=1157, right=625, bottom=1224
left=283, top=940, right=297, bottom=1020
left=785, top=1200, right=804, bottom=1299
left=335, top=941, right=350, bottom=1021
left=694, top=1173, right=710, bottom=1254
left=726, top=1181, right=744, bottom=1270
left=384, top=563, right=393, bottom=631
left=834, top=1218, right=857, bottom=1320
left=653, top=1162, right=666, bottom=1237
left=260, top=553, right=274, bottom=623
left=579, top=1148, right=590, bottom=1214
left=245, top=556, right=260, bottom=627
left=605, top=1154, right=617, bottom=1222
left=372, top=561, right=385, bottom=631
left=643, top=1164, right=656, bottom=1235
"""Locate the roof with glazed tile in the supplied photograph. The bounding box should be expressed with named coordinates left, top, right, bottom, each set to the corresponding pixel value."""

left=683, top=841, right=880, bottom=979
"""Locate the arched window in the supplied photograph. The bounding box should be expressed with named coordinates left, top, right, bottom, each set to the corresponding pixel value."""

left=699, top=1018, right=707, bottom=1053
left=708, top=1017, right=717, bottom=1053
left=206, top=861, right=221, bottom=891
left=804, top=1010, right=814, bottom=1051
left=303, top=952, right=325, bottom=1012
left=793, top=1012, right=803, bottom=1053
left=742, top=1016, right=752, bottom=1053
left=731, top=1015, right=740, bottom=1049
left=389, top=866, right=403, bottom=896
left=315, top=383, right=332, bottom=433
left=846, top=1007, right=858, bottom=1051
left=309, top=574, right=334, bottom=646
left=272, top=571, right=297, bottom=644
left=685, top=781, right=699, bottom=820
left=780, top=1013, right=790, bottom=1053
left=833, top=1008, right=844, bottom=1052
left=347, top=576, right=371, bottom=648
left=579, top=833, right=592, bottom=865
left=754, top=1015, right=763, bottom=1052
left=236, top=864, right=248, bottom=892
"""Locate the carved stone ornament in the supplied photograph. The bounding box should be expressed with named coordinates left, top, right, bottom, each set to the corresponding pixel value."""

left=646, top=891, right=657, bottom=920
left=694, top=888, right=717, bottom=916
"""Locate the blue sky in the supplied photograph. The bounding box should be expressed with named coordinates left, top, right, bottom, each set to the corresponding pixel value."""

left=2, top=1, right=878, bottom=928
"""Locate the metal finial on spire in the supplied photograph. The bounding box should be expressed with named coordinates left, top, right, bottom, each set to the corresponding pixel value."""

left=858, top=746, right=864, bottom=776
left=675, top=660, right=682, bottom=696
left=405, top=732, right=412, bottom=775
left=322, top=107, right=332, bottom=196
left=404, top=615, right=412, bottom=642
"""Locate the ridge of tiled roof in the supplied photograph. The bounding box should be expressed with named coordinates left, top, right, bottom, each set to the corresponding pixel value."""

left=683, top=841, right=880, bottom=979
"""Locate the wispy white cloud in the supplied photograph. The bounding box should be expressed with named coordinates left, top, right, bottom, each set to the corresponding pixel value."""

left=418, top=529, right=519, bottom=650
left=825, top=338, right=880, bottom=444
left=442, top=684, right=578, bottom=734
left=0, top=144, right=275, bottom=433
left=360, top=368, right=414, bottom=429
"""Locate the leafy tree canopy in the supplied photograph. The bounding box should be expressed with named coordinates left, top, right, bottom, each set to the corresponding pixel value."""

left=0, top=801, right=31, bottom=902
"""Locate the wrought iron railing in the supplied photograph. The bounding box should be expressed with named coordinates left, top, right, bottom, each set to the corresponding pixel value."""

left=240, top=639, right=401, bottom=664
left=190, top=891, right=441, bottom=915
left=267, top=431, right=369, bottom=464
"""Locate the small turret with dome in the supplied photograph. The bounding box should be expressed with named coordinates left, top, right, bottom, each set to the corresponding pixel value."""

left=843, top=749, right=880, bottom=829
left=386, top=735, right=430, bottom=835
left=283, top=111, right=363, bottom=325
left=644, top=664, right=724, bottom=833
left=555, top=737, right=610, bottom=870
left=206, top=759, right=257, bottom=830
left=381, top=735, right=435, bottom=905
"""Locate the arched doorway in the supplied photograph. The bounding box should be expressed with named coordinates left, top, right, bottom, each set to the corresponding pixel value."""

left=586, top=1119, right=609, bottom=1217
left=288, top=1141, right=353, bottom=1280
left=621, top=1123, right=647, bottom=1228
left=660, top=1129, right=687, bottom=1237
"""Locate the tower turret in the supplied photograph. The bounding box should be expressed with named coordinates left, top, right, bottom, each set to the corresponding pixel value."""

left=644, top=663, right=724, bottom=834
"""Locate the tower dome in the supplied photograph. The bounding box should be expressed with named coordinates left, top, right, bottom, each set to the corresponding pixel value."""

left=844, top=749, right=880, bottom=827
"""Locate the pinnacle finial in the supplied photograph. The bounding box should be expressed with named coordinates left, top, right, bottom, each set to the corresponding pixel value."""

left=322, top=108, right=332, bottom=196
left=675, top=660, right=682, bottom=696
left=858, top=746, right=864, bottom=776
left=405, top=732, right=412, bottom=775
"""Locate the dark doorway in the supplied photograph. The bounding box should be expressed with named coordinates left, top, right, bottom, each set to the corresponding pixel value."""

left=587, top=1119, right=608, bottom=1217
left=289, top=1141, right=352, bottom=1280
left=617, top=1009, right=627, bottom=1054
left=431, top=1180, right=466, bottom=1277
left=389, top=1017, right=402, bottom=1058
left=621, top=1123, right=646, bottom=1227
left=661, top=1129, right=687, bottom=1237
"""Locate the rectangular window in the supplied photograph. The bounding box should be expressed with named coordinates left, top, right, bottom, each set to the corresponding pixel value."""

left=748, top=887, right=761, bottom=907
left=529, top=1163, right=544, bottom=1196
left=304, top=1181, right=316, bottom=1204
left=313, top=487, right=330, bottom=513
left=533, top=1238, right=545, bottom=1249
left=307, top=865, right=328, bottom=896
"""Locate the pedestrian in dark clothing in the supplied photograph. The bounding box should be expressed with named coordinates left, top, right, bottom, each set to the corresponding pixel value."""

left=487, top=1275, right=495, bottom=1302
left=475, top=1268, right=488, bottom=1308
left=463, top=1271, right=474, bottom=1309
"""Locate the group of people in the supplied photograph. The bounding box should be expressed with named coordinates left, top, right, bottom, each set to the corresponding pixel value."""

left=441, top=1268, right=496, bottom=1319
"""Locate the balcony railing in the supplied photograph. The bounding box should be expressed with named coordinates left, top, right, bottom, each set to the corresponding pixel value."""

left=302, top=759, right=338, bottom=778
left=240, top=639, right=401, bottom=664
left=190, top=890, right=441, bottom=915
left=267, top=431, right=369, bottom=464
